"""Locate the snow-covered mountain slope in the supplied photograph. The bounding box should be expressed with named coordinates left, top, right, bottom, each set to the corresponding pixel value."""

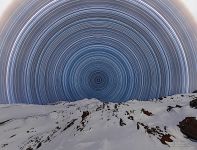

left=0, top=94, right=197, bottom=150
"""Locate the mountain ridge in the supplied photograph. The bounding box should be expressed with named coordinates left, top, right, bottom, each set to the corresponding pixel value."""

left=0, top=94, right=197, bottom=150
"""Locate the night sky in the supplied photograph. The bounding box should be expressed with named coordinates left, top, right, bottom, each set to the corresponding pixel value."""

left=0, top=0, right=197, bottom=104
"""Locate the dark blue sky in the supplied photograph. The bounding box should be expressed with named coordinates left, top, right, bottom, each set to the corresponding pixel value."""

left=0, top=0, right=197, bottom=104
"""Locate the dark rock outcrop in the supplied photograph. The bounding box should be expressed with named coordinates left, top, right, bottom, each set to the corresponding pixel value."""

left=190, top=99, right=197, bottom=109
left=81, top=111, right=90, bottom=121
left=141, top=108, right=153, bottom=116
left=160, top=134, right=173, bottom=145
left=36, top=142, right=42, bottom=149
left=192, top=90, right=197, bottom=93
left=137, top=122, right=173, bottom=146
left=167, top=105, right=182, bottom=112
left=63, top=119, right=77, bottom=131
left=178, top=117, right=197, bottom=140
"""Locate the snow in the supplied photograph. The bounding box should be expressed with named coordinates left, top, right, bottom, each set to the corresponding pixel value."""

left=0, top=94, right=197, bottom=150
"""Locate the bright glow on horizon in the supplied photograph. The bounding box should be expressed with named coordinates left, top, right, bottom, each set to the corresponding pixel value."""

left=180, top=0, right=197, bottom=22
left=0, top=0, right=197, bottom=22
left=0, top=0, right=13, bottom=19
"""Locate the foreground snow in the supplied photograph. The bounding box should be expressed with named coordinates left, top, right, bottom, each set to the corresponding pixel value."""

left=0, top=94, right=197, bottom=150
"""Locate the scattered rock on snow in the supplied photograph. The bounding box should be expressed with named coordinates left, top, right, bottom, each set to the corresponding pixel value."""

left=63, top=119, right=77, bottom=131
left=137, top=122, right=173, bottom=146
left=1, top=94, right=197, bottom=150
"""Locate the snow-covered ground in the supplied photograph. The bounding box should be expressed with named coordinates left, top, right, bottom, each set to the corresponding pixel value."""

left=0, top=94, right=197, bottom=150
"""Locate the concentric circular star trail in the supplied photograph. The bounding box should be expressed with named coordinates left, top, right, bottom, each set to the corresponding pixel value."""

left=0, top=0, right=197, bottom=104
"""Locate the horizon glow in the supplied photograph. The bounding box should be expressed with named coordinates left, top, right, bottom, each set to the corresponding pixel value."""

left=0, top=0, right=197, bottom=21
left=181, top=0, right=197, bottom=22
left=0, top=0, right=13, bottom=19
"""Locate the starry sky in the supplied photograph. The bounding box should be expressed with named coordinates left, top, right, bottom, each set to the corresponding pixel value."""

left=0, top=0, right=197, bottom=104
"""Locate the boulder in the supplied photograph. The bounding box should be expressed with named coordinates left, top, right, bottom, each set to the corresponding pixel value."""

left=178, top=117, right=197, bottom=140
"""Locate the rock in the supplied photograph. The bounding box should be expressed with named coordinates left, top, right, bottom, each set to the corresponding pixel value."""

left=175, top=105, right=182, bottom=108
left=96, top=105, right=102, bottom=111
left=81, top=111, right=90, bottom=120
left=128, top=116, right=134, bottom=120
left=167, top=106, right=174, bottom=112
left=114, top=104, right=118, bottom=109
left=190, top=99, right=197, bottom=109
left=160, top=134, right=173, bottom=145
left=141, top=108, right=153, bottom=116
left=56, top=126, right=61, bottom=130
left=137, top=122, right=173, bottom=145
left=2, top=144, right=8, bottom=148
left=137, top=122, right=140, bottom=130
left=63, top=119, right=77, bottom=131
left=9, top=134, right=16, bottom=138
left=36, top=142, right=42, bottom=149
left=0, top=119, right=11, bottom=126
left=125, top=111, right=129, bottom=115
left=167, top=105, right=182, bottom=112
left=178, top=117, right=197, bottom=140
left=119, top=118, right=126, bottom=126
left=164, top=126, right=167, bottom=131
left=192, top=90, right=197, bottom=93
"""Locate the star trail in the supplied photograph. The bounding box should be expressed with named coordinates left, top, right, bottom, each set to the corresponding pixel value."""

left=0, top=0, right=197, bottom=104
